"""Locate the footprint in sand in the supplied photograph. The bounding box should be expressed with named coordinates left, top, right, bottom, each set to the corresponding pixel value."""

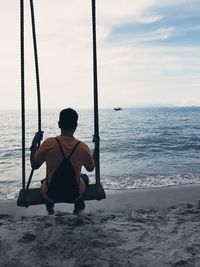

left=185, top=243, right=200, bottom=256
left=18, top=232, right=36, bottom=243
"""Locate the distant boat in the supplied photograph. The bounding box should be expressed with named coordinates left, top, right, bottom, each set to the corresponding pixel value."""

left=114, top=107, right=122, bottom=111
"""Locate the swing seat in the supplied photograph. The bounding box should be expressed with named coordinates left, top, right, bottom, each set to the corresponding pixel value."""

left=17, top=183, right=106, bottom=207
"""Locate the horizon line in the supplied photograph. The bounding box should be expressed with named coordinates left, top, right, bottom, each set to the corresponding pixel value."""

left=1, top=105, right=200, bottom=111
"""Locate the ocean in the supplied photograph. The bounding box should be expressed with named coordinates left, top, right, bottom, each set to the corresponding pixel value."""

left=1, top=107, right=200, bottom=200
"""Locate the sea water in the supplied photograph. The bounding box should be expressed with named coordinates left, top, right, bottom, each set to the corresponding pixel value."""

left=1, top=107, right=200, bottom=199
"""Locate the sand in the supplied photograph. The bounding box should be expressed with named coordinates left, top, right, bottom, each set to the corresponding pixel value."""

left=1, top=185, right=200, bottom=267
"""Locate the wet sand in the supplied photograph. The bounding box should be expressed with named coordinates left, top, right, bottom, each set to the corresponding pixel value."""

left=1, top=185, right=200, bottom=266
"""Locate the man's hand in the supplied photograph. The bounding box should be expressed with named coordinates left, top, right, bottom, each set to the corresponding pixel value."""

left=92, top=135, right=100, bottom=165
left=92, top=147, right=97, bottom=164
left=92, top=135, right=100, bottom=144
left=31, top=131, right=44, bottom=150
left=30, top=131, right=44, bottom=169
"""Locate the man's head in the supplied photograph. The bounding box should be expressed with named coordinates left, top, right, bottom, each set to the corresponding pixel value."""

left=58, top=108, right=78, bottom=130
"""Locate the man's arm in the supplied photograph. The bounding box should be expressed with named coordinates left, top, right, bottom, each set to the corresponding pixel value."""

left=86, top=148, right=97, bottom=172
left=30, top=146, right=43, bottom=169
left=83, top=146, right=96, bottom=172
left=86, top=162, right=95, bottom=172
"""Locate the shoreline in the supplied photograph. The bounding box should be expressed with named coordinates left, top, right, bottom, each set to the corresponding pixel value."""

left=1, top=183, right=200, bottom=216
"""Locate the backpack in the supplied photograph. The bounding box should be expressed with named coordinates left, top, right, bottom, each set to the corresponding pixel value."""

left=47, top=138, right=80, bottom=203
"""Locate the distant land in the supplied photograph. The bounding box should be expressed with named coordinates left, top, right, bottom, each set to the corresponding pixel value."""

left=121, top=104, right=200, bottom=109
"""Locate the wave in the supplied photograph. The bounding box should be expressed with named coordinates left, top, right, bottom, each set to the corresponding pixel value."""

left=1, top=173, right=200, bottom=200
left=102, top=173, right=200, bottom=190
left=0, top=148, right=21, bottom=158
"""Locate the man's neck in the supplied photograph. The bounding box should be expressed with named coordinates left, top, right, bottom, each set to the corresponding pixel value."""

left=61, top=129, right=74, bottom=137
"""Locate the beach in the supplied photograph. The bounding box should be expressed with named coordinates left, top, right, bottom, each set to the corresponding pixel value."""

left=1, top=185, right=200, bottom=266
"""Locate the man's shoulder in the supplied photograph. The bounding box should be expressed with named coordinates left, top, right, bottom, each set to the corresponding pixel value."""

left=77, top=140, right=91, bottom=152
left=41, top=137, right=56, bottom=147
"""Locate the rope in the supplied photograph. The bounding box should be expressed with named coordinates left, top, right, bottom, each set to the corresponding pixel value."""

left=91, top=0, right=100, bottom=187
left=26, top=0, right=42, bottom=189
left=19, top=0, right=42, bottom=190
left=30, top=0, right=42, bottom=132
left=20, top=0, right=26, bottom=190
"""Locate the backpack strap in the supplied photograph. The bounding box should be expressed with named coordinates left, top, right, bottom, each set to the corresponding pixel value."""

left=68, top=141, right=81, bottom=159
left=55, top=138, right=80, bottom=159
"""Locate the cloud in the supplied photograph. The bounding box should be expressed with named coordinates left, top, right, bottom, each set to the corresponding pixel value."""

left=119, top=26, right=174, bottom=43
left=145, top=27, right=174, bottom=41
left=135, top=15, right=163, bottom=24
left=0, top=0, right=200, bottom=109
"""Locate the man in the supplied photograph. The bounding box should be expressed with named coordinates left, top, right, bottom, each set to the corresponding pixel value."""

left=30, top=108, right=95, bottom=215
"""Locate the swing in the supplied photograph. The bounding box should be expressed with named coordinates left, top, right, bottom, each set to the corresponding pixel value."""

left=17, top=0, right=106, bottom=207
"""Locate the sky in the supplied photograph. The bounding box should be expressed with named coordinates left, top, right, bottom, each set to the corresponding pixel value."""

left=0, top=0, right=200, bottom=109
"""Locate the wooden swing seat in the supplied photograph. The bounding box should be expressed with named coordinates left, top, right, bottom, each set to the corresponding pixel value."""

left=17, top=183, right=106, bottom=207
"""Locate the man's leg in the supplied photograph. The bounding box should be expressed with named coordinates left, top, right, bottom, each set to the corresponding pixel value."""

left=46, top=202, right=55, bottom=215
left=80, top=174, right=89, bottom=188
left=41, top=179, right=55, bottom=215
left=73, top=174, right=89, bottom=215
left=73, top=199, right=85, bottom=215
